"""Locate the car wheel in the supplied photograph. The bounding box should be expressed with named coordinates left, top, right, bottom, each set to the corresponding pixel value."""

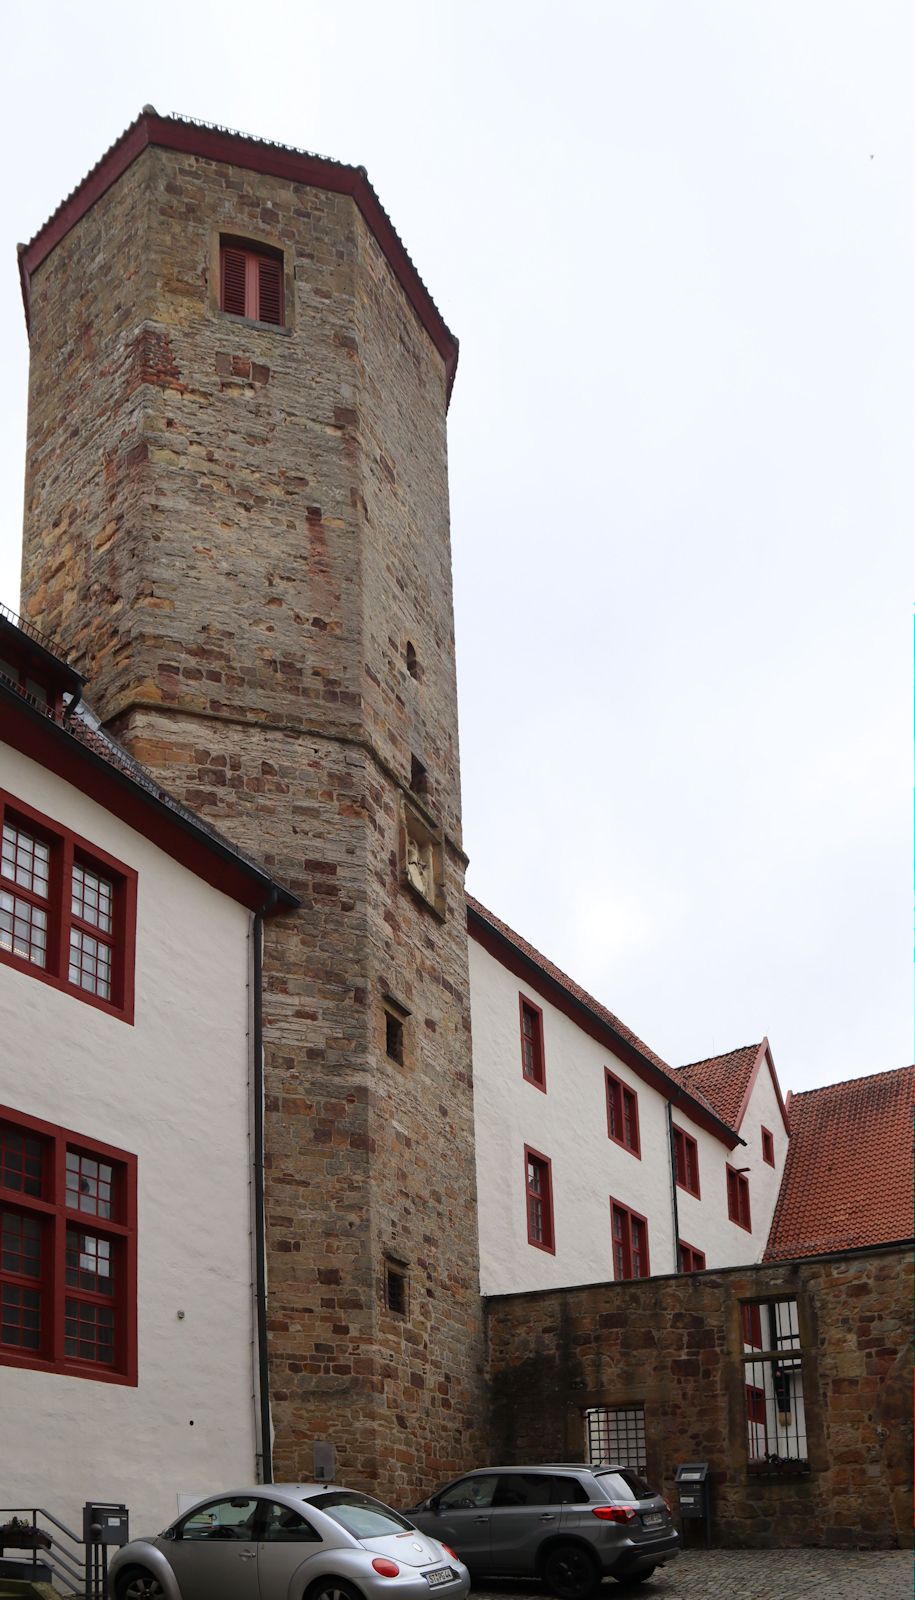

left=306, top=1579, right=364, bottom=1600
left=541, top=1542, right=601, bottom=1600
left=115, top=1569, right=167, bottom=1600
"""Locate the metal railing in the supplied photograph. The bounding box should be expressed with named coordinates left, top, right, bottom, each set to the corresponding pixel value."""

left=0, top=1505, right=89, bottom=1596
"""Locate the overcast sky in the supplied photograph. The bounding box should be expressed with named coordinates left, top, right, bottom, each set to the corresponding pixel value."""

left=0, top=1, right=910, bottom=1094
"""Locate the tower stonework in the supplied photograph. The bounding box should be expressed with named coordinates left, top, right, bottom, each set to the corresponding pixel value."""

left=19, top=114, right=483, bottom=1497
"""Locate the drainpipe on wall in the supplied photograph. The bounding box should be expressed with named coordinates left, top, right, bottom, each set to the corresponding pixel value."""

left=666, top=1101, right=681, bottom=1273
left=253, top=891, right=278, bottom=1483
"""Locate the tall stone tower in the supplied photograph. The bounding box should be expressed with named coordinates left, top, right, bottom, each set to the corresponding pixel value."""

left=18, top=111, right=483, bottom=1497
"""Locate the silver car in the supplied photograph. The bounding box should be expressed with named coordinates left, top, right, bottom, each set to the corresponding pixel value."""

left=108, top=1484, right=471, bottom=1600
left=405, top=1464, right=679, bottom=1595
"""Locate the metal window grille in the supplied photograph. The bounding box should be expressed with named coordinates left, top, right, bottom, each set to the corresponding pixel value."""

left=741, top=1297, right=809, bottom=1473
left=585, top=1404, right=647, bottom=1474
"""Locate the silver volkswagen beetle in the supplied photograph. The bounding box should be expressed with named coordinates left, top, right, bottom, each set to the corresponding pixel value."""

left=108, top=1484, right=471, bottom=1600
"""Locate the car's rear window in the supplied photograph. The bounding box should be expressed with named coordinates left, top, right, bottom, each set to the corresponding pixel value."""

left=309, top=1492, right=413, bottom=1538
left=593, top=1469, right=654, bottom=1502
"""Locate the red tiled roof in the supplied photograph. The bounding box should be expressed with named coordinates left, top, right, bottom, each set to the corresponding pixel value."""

left=18, top=110, right=459, bottom=397
left=676, top=1042, right=766, bottom=1129
left=764, top=1066, right=915, bottom=1260
left=466, top=895, right=735, bottom=1141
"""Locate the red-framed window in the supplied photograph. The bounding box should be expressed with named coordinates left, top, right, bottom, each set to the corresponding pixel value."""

left=761, top=1126, right=775, bottom=1166
left=605, top=1070, right=640, bottom=1156
left=727, top=1165, right=752, bottom=1231
left=220, top=240, right=285, bottom=326
left=519, top=996, right=546, bottom=1091
left=679, top=1240, right=706, bottom=1273
left=610, top=1198, right=649, bottom=1280
left=524, top=1146, right=555, bottom=1253
left=0, top=791, right=137, bottom=1023
left=673, top=1126, right=700, bottom=1196
left=0, top=1105, right=137, bottom=1385
left=740, top=1302, right=763, bottom=1349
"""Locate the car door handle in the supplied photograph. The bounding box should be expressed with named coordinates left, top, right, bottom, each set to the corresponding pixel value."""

left=474, top=1517, right=488, bottom=1524
left=238, top=1550, right=257, bottom=1560
left=538, top=1515, right=556, bottom=1522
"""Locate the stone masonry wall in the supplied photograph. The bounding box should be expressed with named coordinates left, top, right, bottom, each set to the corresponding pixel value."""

left=19, top=140, right=484, bottom=1501
left=486, top=1246, right=912, bottom=1549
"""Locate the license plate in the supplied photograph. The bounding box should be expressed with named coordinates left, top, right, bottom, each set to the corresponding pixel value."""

left=425, top=1568, right=454, bottom=1587
left=642, top=1512, right=664, bottom=1528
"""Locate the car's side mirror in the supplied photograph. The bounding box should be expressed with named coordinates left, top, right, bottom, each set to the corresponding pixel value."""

left=428, top=1497, right=440, bottom=1514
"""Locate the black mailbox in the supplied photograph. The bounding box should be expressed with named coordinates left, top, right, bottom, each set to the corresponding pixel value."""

left=83, top=1503, right=129, bottom=1547
left=674, top=1462, right=710, bottom=1545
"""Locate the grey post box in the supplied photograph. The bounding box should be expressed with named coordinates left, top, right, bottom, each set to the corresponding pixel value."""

left=674, top=1462, right=710, bottom=1545
left=83, top=1503, right=130, bottom=1547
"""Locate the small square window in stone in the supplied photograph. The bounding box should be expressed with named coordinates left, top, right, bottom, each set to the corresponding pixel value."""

left=66, top=1150, right=114, bottom=1219
left=384, top=1260, right=408, bottom=1317
left=741, top=1298, right=808, bottom=1473
left=585, top=1404, right=647, bottom=1475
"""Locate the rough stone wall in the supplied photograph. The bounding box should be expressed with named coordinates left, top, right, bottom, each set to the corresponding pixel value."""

left=19, top=143, right=484, bottom=1500
left=486, top=1246, right=912, bottom=1549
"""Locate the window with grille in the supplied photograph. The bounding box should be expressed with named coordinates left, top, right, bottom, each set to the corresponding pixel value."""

left=0, top=791, right=136, bottom=1021
left=0, top=1104, right=136, bottom=1383
left=519, top=996, right=546, bottom=1090
left=585, top=1404, right=647, bottom=1474
left=524, top=1147, right=555, bottom=1252
left=679, top=1240, right=706, bottom=1272
left=741, top=1298, right=808, bottom=1472
left=610, top=1199, right=649, bottom=1280
left=605, top=1070, right=639, bottom=1156
left=673, top=1126, right=700, bottom=1196
left=727, top=1165, right=752, bottom=1231
left=220, top=240, right=285, bottom=326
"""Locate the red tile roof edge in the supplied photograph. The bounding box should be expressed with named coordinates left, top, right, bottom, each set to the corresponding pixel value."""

left=677, top=1039, right=790, bottom=1134
left=18, top=109, right=459, bottom=400
left=466, top=895, right=740, bottom=1145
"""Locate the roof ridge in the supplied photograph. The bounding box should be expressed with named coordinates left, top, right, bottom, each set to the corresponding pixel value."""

left=788, top=1063, right=915, bottom=1100
left=678, top=1041, right=764, bottom=1071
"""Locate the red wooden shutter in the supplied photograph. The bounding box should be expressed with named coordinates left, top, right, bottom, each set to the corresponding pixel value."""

left=257, top=257, right=283, bottom=325
left=221, top=248, right=248, bottom=316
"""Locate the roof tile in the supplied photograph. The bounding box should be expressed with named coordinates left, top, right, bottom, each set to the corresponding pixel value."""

left=676, top=1042, right=765, bottom=1128
left=764, top=1066, right=914, bottom=1259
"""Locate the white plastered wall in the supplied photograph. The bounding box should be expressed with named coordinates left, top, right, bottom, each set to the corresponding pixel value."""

left=469, top=939, right=789, bottom=1295
left=0, top=745, right=258, bottom=1535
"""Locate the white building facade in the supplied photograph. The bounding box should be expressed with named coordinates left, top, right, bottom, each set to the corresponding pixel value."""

left=467, top=899, right=789, bottom=1297
left=0, top=613, right=296, bottom=1537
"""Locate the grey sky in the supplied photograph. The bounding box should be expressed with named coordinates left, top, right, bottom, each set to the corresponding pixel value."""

left=0, top=1, right=910, bottom=1093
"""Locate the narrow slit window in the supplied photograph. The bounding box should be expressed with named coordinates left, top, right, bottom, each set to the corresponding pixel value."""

left=385, top=1012, right=404, bottom=1065
left=384, top=1261, right=408, bottom=1316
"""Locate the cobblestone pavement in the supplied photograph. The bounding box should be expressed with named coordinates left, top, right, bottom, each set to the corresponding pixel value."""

left=471, top=1546, right=913, bottom=1600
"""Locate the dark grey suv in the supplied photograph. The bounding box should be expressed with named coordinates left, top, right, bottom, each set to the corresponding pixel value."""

left=404, top=1464, right=679, bottom=1596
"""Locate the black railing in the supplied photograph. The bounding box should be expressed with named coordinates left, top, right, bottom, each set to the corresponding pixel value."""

left=0, top=599, right=73, bottom=664
left=0, top=1505, right=89, bottom=1596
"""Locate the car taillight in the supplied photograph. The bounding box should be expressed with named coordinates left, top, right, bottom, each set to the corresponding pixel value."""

left=442, top=1546, right=458, bottom=1561
left=662, top=1498, right=671, bottom=1515
left=591, top=1505, right=638, bottom=1524
left=372, top=1559, right=401, bottom=1577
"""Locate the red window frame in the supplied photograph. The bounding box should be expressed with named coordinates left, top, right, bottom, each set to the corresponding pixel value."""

left=524, top=1146, right=555, bottom=1253
left=519, top=995, right=546, bottom=1092
left=610, top=1198, right=650, bottom=1280
left=740, top=1302, right=763, bottom=1348
left=679, top=1240, right=706, bottom=1272
left=727, top=1165, right=752, bottom=1231
left=0, top=790, right=137, bottom=1024
left=761, top=1126, right=775, bottom=1166
left=605, top=1070, right=640, bottom=1157
left=673, top=1126, right=700, bottom=1196
left=0, top=1104, right=137, bottom=1385
left=219, top=240, right=285, bottom=326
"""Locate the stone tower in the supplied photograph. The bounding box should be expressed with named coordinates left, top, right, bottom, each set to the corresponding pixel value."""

left=18, top=111, right=483, bottom=1498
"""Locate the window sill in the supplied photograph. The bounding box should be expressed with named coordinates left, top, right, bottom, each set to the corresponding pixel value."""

left=746, top=1461, right=812, bottom=1480
left=0, top=1348, right=137, bottom=1386
left=218, top=311, right=293, bottom=336
left=607, top=1132, right=641, bottom=1160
